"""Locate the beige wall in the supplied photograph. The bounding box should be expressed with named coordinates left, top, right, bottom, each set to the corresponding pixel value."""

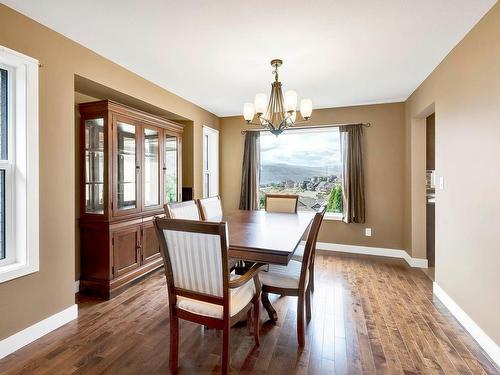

left=0, top=4, right=218, bottom=340
left=220, top=103, right=406, bottom=250
left=404, top=3, right=500, bottom=344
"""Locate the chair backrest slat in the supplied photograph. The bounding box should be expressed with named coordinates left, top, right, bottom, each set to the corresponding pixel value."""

left=265, top=194, right=298, bottom=213
left=198, top=196, right=223, bottom=221
left=164, top=200, right=201, bottom=220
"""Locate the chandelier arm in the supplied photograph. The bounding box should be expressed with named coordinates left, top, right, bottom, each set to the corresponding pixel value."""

left=257, top=115, right=275, bottom=131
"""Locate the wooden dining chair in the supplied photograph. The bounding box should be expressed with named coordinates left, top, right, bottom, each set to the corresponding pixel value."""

left=154, top=218, right=263, bottom=374
left=265, top=194, right=299, bottom=213
left=291, top=207, right=326, bottom=293
left=259, top=206, right=326, bottom=346
left=197, top=196, right=223, bottom=221
left=164, top=200, right=201, bottom=220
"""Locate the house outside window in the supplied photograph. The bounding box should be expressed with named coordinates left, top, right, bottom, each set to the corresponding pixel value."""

left=0, top=45, right=39, bottom=283
left=259, top=127, right=342, bottom=218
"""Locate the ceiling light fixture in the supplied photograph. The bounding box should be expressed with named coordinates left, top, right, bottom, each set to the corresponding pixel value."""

left=242, top=59, right=313, bottom=136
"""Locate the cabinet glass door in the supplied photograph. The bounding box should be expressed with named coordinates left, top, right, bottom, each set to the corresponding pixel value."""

left=143, top=128, right=160, bottom=207
left=84, top=118, right=105, bottom=214
left=116, top=121, right=137, bottom=211
left=164, top=136, right=178, bottom=203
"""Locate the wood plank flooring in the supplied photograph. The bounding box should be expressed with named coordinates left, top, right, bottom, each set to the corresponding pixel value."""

left=1, top=254, right=498, bottom=374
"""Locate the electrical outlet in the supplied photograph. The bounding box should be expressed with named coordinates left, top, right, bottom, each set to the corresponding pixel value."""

left=365, top=228, right=372, bottom=237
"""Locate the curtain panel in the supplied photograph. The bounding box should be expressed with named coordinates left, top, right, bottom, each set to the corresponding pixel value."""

left=239, top=132, right=260, bottom=210
left=339, top=124, right=366, bottom=223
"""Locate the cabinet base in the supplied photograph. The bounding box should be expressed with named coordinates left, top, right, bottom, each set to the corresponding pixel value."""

left=80, top=259, right=164, bottom=300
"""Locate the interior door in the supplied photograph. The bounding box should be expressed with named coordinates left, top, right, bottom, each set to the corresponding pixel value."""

left=141, top=222, right=161, bottom=264
left=112, top=115, right=141, bottom=217
left=112, top=226, right=141, bottom=277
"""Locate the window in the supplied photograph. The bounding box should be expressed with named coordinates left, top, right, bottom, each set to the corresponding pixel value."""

left=203, top=126, right=219, bottom=198
left=259, top=127, right=343, bottom=218
left=0, top=45, right=39, bottom=283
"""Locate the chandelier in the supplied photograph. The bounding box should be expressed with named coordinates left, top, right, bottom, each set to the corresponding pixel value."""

left=242, top=59, right=313, bottom=136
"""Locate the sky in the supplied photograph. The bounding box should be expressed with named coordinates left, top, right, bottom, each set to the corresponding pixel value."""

left=260, top=128, right=341, bottom=168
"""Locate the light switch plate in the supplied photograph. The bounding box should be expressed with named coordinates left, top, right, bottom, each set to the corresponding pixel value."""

left=365, top=228, right=372, bottom=236
left=439, top=176, right=444, bottom=190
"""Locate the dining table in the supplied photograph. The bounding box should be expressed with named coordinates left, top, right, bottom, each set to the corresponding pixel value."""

left=219, top=209, right=316, bottom=321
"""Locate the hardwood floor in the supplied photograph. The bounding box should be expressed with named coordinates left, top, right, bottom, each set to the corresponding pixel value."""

left=1, top=254, right=498, bottom=374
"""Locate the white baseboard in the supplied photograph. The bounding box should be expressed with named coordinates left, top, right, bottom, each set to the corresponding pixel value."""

left=433, top=283, right=500, bottom=367
left=0, top=304, right=78, bottom=359
left=74, top=280, right=80, bottom=293
left=316, top=242, right=428, bottom=268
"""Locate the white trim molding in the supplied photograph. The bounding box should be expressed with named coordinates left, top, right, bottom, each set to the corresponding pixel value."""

left=0, top=304, right=78, bottom=359
left=316, top=242, right=428, bottom=268
left=74, top=280, right=80, bottom=293
left=433, top=283, right=500, bottom=367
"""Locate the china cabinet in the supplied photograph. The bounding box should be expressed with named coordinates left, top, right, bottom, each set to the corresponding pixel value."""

left=79, top=100, right=183, bottom=299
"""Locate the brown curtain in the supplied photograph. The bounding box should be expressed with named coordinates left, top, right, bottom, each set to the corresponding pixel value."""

left=340, top=124, right=365, bottom=223
left=239, top=132, right=260, bottom=210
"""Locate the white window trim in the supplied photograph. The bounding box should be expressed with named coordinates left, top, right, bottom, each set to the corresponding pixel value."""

left=324, top=212, right=343, bottom=221
left=0, top=45, right=39, bottom=283
left=203, top=126, right=219, bottom=198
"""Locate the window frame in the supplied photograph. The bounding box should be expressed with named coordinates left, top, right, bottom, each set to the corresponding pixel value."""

left=258, top=126, right=343, bottom=221
left=202, top=126, right=219, bottom=198
left=0, top=45, right=39, bottom=283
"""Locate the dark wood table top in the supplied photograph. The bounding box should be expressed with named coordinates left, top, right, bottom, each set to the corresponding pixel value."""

left=221, top=210, right=315, bottom=265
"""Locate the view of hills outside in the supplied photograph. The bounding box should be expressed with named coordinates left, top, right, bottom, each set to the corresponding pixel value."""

left=259, top=128, right=343, bottom=213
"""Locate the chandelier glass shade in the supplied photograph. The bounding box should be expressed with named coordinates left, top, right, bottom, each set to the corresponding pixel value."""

left=242, top=59, right=313, bottom=135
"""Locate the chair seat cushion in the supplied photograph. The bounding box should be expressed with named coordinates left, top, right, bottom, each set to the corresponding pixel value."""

left=259, top=260, right=307, bottom=289
left=291, top=244, right=305, bottom=262
left=176, top=275, right=255, bottom=318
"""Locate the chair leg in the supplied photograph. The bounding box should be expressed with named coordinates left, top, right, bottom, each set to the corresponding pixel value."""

left=253, top=297, right=260, bottom=346
left=246, top=308, right=253, bottom=334
left=222, top=324, right=230, bottom=375
left=310, top=261, right=315, bottom=293
left=305, top=287, right=312, bottom=321
left=170, top=313, right=179, bottom=373
left=297, top=294, right=305, bottom=347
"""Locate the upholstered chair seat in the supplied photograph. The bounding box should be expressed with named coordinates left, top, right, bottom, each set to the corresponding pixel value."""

left=259, top=260, right=308, bottom=289
left=176, top=275, right=255, bottom=318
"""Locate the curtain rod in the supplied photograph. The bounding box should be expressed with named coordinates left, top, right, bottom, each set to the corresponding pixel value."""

left=240, top=122, right=371, bottom=134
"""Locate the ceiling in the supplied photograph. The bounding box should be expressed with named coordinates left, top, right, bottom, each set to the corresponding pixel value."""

left=2, top=0, right=496, bottom=117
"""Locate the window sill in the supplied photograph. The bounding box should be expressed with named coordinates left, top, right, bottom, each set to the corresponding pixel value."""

left=0, top=261, right=39, bottom=283
left=324, top=213, right=343, bottom=221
